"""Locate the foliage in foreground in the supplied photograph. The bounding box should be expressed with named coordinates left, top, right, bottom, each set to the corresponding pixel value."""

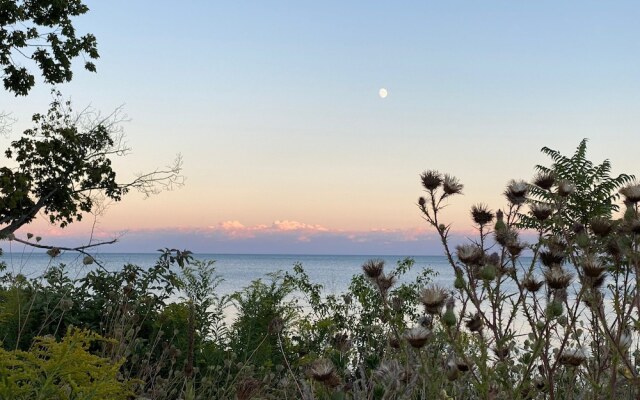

left=1, top=139, right=639, bottom=399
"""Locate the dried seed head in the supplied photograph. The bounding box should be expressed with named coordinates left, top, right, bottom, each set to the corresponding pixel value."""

left=362, top=259, right=385, bottom=279
left=581, top=257, right=607, bottom=279
left=558, top=348, right=587, bottom=367
left=619, top=183, right=640, bottom=203
left=533, top=172, right=555, bottom=190
left=547, top=237, right=567, bottom=253
left=590, top=218, right=613, bottom=237
left=465, top=313, right=483, bottom=332
left=471, top=203, right=494, bottom=226
left=544, top=267, right=573, bottom=290
left=309, top=359, right=335, bottom=382
left=420, top=170, right=443, bottom=191
left=539, top=250, right=564, bottom=267
left=443, top=174, right=463, bottom=195
left=507, top=241, right=526, bottom=257
left=456, top=244, right=484, bottom=265
left=557, top=180, right=576, bottom=197
left=419, top=285, right=449, bottom=315
left=606, top=238, right=622, bottom=258
left=522, top=274, right=544, bottom=292
left=495, top=227, right=518, bottom=247
left=376, top=273, right=397, bottom=295
left=530, top=203, right=554, bottom=221
left=505, top=180, right=529, bottom=205
left=403, top=326, right=431, bottom=349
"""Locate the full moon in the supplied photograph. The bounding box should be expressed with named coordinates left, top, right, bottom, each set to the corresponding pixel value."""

left=378, top=88, right=388, bottom=98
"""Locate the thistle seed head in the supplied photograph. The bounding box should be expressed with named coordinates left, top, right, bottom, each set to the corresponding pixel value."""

left=471, top=203, right=494, bottom=226
left=557, top=180, right=576, bottom=197
left=495, top=228, right=518, bottom=247
left=442, top=174, right=463, bottom=195
left=309, top=359, right=335, bottom=382
left=456, top=244, right=484, bottom=265
left=522, top=274, right=544, bottom=292
left=505, top=180, right=529, bottom=205
left=539, top=250, right=564, bottom=267
left=544, top=267, right=573, bottom=290
left=532, top=172, right=555, bottom=190
left=619, top=183, right=640, bottom=203
left=420, top=170, right=443, bottom=191
left=507, top=241, right=526, bottom=257
left=590, top=218, right=614, bottom=237
left=530, top=203, right=554, bottom=221
left=581, top=257, right=607, bottom=279
left=403, top=326, right=431, bottom=349
left=419, top=285, right=449, bottom=315
left=362, top=259, right=385, bottom=279
left=558, top=347, right=587, bottom=367
left=376, top=273, right=397, bottom=295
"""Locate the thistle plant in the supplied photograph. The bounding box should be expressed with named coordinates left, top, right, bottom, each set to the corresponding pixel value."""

left=417, top=140, right=640, bottom=399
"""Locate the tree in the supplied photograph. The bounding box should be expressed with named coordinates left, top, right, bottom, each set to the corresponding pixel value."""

left=0, top=92, right=183, bottom=239
left=1, top=0, right=98, bottom=96
left=520, top=138, right=635, bottom=231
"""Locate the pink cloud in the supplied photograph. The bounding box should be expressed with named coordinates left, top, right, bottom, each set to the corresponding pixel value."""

left=15, top=218, right=482, bottom=255
left=272, top=220, right=328, bottom=232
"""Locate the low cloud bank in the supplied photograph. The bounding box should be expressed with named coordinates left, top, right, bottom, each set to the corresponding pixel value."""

left=13, top=220, right=481, bottom=255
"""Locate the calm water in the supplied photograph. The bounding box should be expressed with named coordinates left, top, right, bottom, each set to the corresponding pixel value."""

left=1, top=252, right=459, bottom=296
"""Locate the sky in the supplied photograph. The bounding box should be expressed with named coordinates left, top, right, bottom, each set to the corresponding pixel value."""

left=2, top=1, right=639, bottom=254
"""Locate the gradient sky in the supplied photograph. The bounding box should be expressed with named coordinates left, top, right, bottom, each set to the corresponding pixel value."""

left=2, top=1, right=639, bottom=254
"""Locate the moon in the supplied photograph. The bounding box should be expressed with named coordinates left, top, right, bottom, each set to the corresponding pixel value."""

left=378, top=88, right=388, bottom=98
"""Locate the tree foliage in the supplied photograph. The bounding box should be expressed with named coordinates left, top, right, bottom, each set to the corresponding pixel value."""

left=520, top=138, right=635, bottom=230
left=1, top=0, right=98, bottom=96
left=0, top=92, right=183, bottom=237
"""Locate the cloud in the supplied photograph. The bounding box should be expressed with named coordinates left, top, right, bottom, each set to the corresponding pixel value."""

left=272, top=220, right=328, bottom=232
left=14, top=219, right=481, bottom=255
